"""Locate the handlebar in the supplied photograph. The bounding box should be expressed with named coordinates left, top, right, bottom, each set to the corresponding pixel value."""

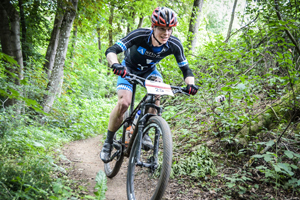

left=124, top=72, right=145, bottom=86
left=170, top=85, right=190, bottom=96
left=124, top=72, right=190, bottom=96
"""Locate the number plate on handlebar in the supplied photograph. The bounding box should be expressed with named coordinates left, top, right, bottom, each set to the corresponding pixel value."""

left=145, top=80, right=174, bottom=96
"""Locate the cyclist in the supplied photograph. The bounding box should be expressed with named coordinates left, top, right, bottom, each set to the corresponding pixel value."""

left=100, top=7, right=198, bottom=163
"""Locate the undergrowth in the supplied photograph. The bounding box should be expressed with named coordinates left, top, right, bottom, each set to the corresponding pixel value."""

left=0, top=50, right=115, bottom=199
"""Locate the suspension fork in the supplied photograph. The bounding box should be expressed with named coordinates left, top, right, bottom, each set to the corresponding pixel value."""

left=153, top=126, right=161, bottom=162
left=133, top=121, right=145, bottom=167
left=130, top=84, right=136, bottom=115
left=134, top=114, right=159, bottom=169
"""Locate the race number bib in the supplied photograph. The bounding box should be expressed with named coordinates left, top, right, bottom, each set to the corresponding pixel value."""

left=145, top=80, right=174, bottom=96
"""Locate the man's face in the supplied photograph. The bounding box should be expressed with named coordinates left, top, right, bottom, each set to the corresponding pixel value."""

left=153, top=26, right=173, bottom=45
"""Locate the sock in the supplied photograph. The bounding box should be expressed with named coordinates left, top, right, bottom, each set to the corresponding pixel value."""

left=105, top=130, right=115, bottom=144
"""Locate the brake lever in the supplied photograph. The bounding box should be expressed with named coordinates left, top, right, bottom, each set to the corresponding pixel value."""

left=172, top=87, right=190, bottom=96
left=124, top=72, right=145, bottom=86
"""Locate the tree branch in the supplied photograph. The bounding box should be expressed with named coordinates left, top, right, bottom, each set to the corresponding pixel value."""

left=225, top=0, right=238, bottom=43
left=274, top=0, right=300, bottom=55
left=223, top=12, right=260, bottom=43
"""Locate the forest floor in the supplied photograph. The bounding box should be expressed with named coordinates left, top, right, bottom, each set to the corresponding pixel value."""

left=61, top=135, right=299, bottom=200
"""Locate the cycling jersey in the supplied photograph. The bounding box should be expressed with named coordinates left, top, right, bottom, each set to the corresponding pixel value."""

left=116, top=61, right=163, bottom=92
left=105, top=28, right=193, bottom=79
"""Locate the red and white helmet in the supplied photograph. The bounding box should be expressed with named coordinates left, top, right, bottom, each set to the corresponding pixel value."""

left=151, top=7, right=177, bottom=27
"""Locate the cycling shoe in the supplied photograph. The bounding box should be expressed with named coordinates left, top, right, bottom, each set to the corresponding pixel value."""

left=100, top=142, right=113, bottom=163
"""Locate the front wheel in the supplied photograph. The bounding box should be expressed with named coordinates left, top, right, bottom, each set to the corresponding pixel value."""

left=127, top=116, right=172, bottom=200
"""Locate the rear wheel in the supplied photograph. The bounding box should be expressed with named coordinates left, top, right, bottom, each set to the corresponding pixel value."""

left=126, top=116, right=172, bottom=200
left=104, top=111, right=129, bottom=178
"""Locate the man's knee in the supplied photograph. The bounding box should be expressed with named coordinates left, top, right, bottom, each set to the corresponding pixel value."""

left=116, top=91, right=131, bottom=114
left=117, top=98, right=130, bottom=113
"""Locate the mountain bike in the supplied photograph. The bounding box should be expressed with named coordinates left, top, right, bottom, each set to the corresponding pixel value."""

left=103, top=72, right=189, bottom=200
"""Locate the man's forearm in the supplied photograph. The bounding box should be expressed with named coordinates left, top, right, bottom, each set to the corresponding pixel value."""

left=185, top=76, right=195, bottom=85
left=106, top=52, right=119, bottom=67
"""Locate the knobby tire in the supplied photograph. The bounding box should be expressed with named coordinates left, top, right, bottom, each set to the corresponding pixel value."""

left=126, top=116, right=172, bottom=200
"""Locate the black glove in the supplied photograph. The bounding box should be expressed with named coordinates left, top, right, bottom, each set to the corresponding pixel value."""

left=112, top=63, right=127, bottom=77
left=186, top=84, right=198, bottom=95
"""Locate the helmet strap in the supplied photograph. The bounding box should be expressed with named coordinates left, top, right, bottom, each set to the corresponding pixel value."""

left=152, top=29, right=162, bottom=46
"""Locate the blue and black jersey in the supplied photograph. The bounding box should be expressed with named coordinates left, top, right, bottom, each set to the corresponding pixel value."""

left=105, top=28, right=193, bottom=79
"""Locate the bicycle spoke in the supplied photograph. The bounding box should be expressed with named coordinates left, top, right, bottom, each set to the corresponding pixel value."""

left=127, top=116, right=172, bottom=200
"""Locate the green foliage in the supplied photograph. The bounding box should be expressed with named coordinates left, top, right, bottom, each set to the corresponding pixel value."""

left=0, top=26, right=114, bottom=199
left=172, top=146, right=217, bottom=178
left=0, top=111, right=71, bottom=199
left=251, top=140, right=300, bottom=188
left=223, top=171, right=253, bottom=196
left=46, top=93, right=115, bottom=139
left=0, top=53, right=48, bottom=115
left=0, top=52, right=18, bottom=66
left=94, top=170, right=107, bottom=200
left=15, top=0, right=55, bottom=59
left=163, top=0, right=300, bottom=197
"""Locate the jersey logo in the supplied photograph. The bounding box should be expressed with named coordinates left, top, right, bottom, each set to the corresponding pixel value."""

left=137, top=46, right=146, bottom=55
left=146, top=59, right=156, bottom=64
left=146, top=59, right=153, bottom=64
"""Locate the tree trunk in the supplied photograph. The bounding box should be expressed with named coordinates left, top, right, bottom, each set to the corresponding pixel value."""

left=225, top=0, right=238, bottom=43
left=44, top=0, right=64, bottom=79
left=70, top=25, right=78, bottom=69
left=107, top=4, right=114, bottom=74
left=97, top=26, right=102, bottom=63
left=108, top=5, right=114, bottom=47
left=187, top=0, right=204, bottom=51
left=57, top=70, right=64, bottom=98
left=1, top=0, right=24, bottom=82
left=18, top=0, right=27, bottom=63
left=0, top=4, right=14, bottom=58
left=137, top=16, right=144, bottom=28
left=43, top=0, right=78, bottom=113
left=127, top=11, right=136, bottom=34
left=10, top=12, right=24, bottom=83
left=64, top=24, right=77, bottom=96
left=0, top=0, right=24, bottom=110
left=0, top=3, right=15, bottom=106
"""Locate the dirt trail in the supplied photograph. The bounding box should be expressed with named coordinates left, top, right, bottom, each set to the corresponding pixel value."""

left=63, top=135, right=128, bottom=200
left=62, top=135, right=203, bottom=200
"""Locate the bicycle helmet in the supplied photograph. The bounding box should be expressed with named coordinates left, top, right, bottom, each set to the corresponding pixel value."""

left=151, top=7, right=177, bottom=27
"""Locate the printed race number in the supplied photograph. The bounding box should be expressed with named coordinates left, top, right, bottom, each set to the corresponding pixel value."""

left=145, top=80, right=174, bottom=96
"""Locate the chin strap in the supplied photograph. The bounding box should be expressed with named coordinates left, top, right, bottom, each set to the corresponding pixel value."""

left=152, top=32, right=162, bottom=46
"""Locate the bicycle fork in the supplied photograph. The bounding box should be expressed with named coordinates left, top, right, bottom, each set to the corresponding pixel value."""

left=134, top=118, right=160, bottom=171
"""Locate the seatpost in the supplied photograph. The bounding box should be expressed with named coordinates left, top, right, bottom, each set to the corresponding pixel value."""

left=130, top=84, right=136, bottom=115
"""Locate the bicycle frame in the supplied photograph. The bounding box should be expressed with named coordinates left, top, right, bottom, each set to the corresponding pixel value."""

left=107, top=84, right=160, bottom=171
left=124, top=83, right=161, bottom=158
left=108, top=73, right=189, bottom=168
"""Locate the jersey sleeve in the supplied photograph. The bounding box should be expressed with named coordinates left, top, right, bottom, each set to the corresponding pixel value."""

left=169, top=37, right=189, bottom=67
left=169, top=37, right=194, bottom=79
left=105, top=28, right=150, bottom=56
